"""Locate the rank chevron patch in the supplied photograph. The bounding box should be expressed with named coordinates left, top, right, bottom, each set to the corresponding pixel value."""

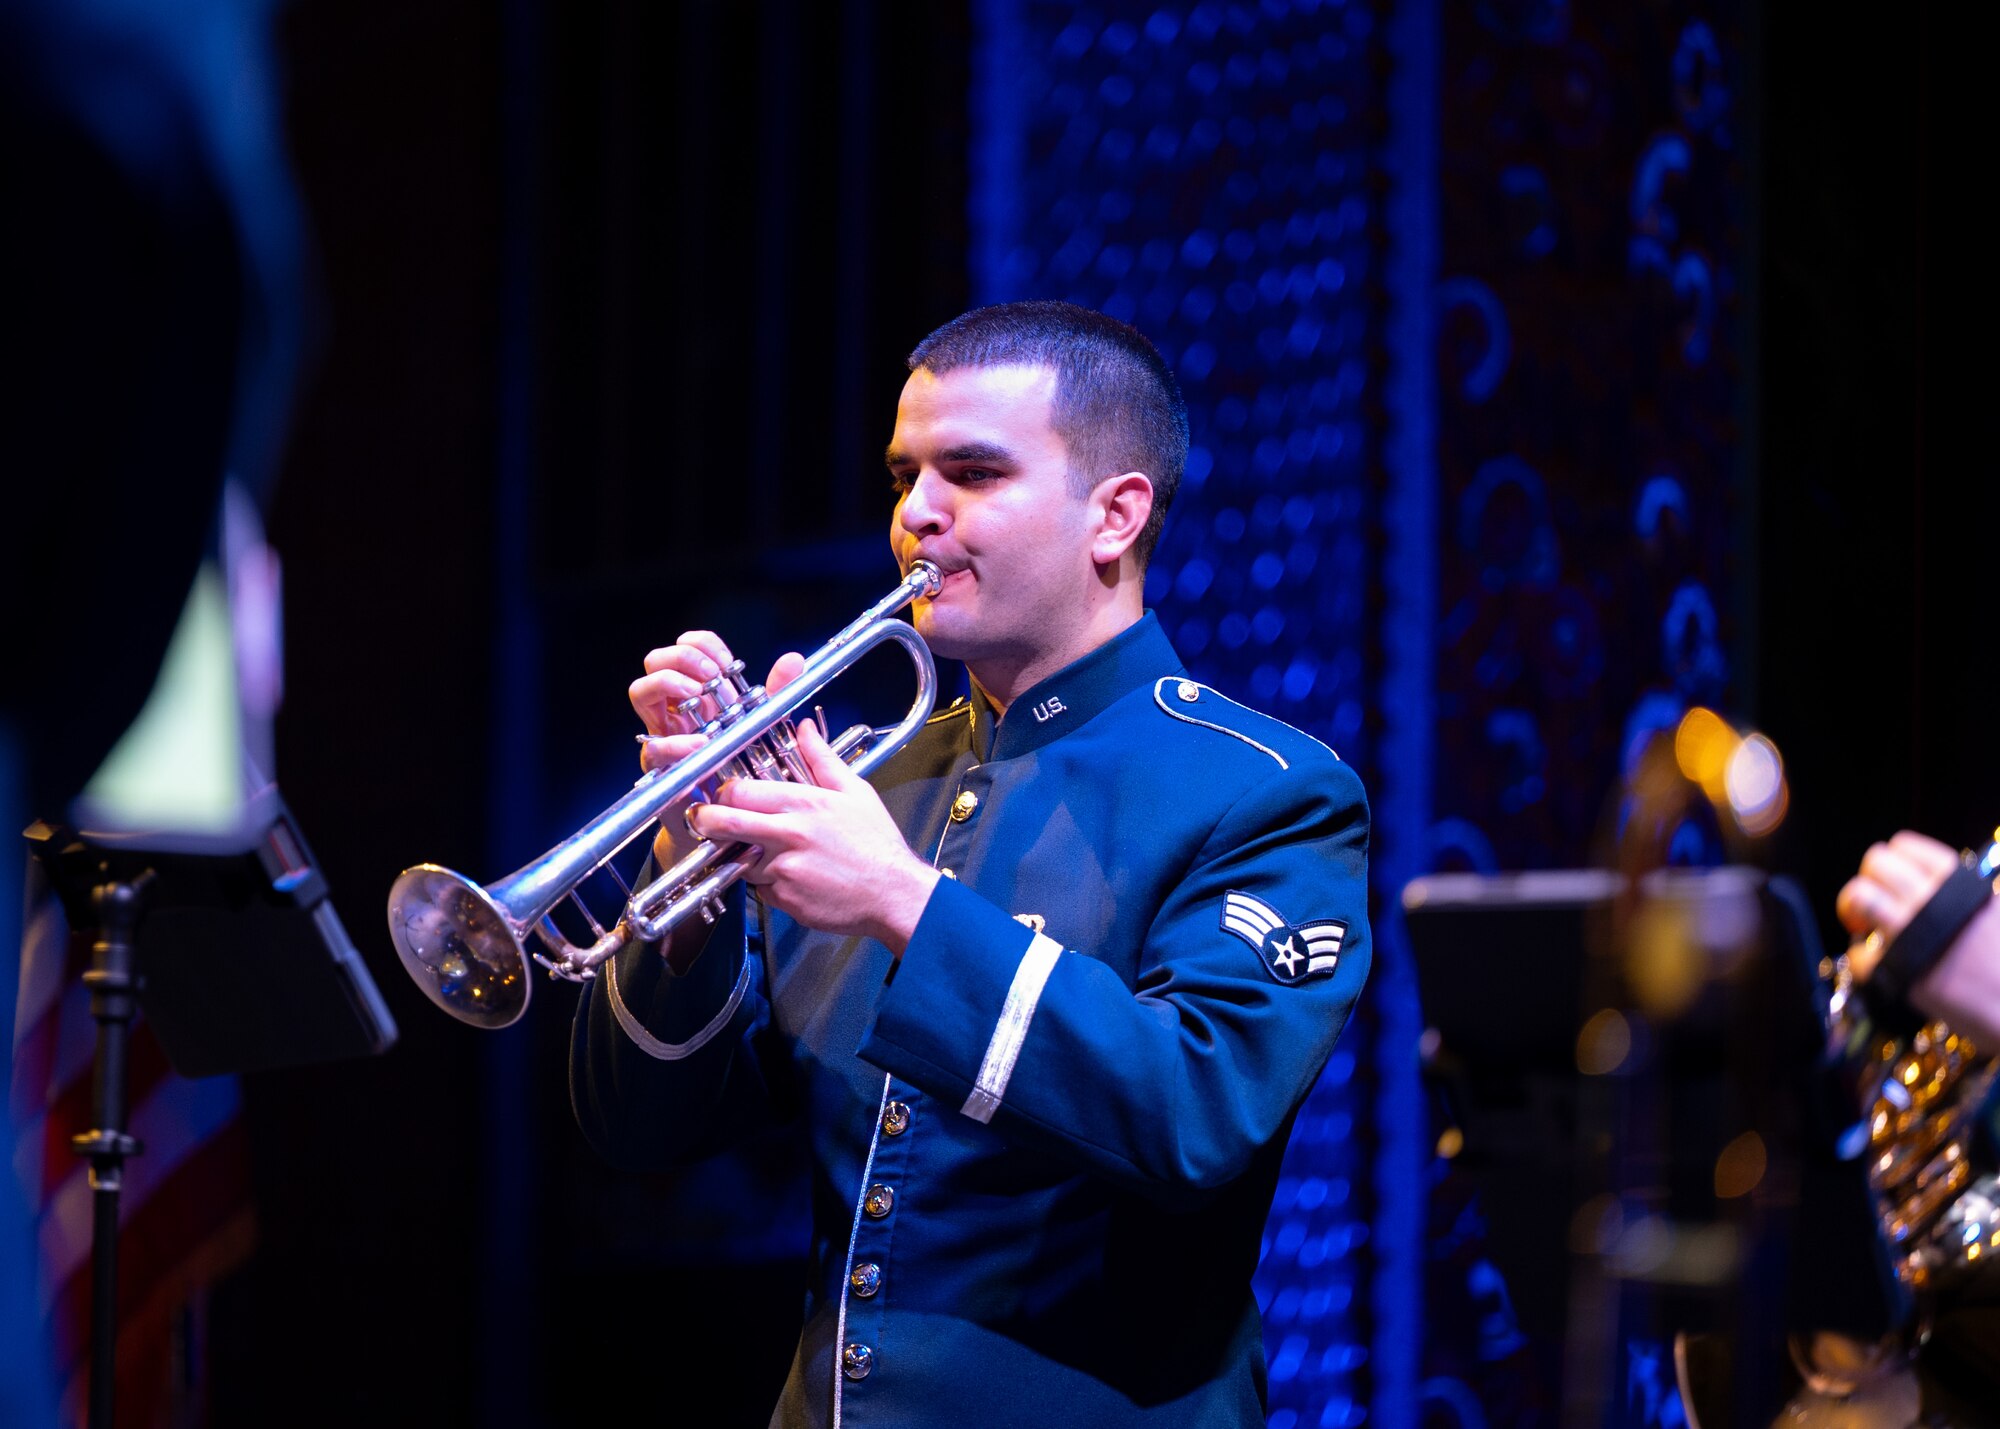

left=1220, top=890, right=1346, bottom=984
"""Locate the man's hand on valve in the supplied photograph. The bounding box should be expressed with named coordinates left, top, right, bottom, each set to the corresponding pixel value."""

left=629, top=631, right=804, bottom=864
left=692, top=719, right=941, bottom=959
left=628, top=630, right=938, bottom=959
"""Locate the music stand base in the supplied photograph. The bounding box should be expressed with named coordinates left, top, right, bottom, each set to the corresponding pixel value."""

left=71, top=870, right=152, bottom=1429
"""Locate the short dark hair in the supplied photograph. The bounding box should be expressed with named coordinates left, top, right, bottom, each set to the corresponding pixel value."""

left=908, top=300, right=1186, bottom=567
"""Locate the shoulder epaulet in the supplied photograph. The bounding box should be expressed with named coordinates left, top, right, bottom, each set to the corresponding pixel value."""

left=1149, top=677, right=1341, bottom=771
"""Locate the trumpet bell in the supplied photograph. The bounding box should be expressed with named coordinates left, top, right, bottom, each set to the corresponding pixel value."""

left=388, top=863, right=532, bottom=1029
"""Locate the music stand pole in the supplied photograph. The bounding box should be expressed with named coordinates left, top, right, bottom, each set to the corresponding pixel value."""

left=71, top=868, right=152, bottom=1429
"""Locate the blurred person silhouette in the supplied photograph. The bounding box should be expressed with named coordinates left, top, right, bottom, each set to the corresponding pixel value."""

left=1, top=0, right=306, bottom=1418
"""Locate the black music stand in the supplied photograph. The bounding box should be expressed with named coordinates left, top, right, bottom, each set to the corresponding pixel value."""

left=1403, top=868, right=1895, bottom=1429
left=24, top=784, right=395, bottom=1429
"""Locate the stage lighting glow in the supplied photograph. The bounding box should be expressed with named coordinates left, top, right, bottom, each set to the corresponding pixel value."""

left=1576, top=1007, right=1632, bottom=1075
left=1627, top=897, right=1705, bottom=1018
left=1673, top=704, right=1737, bottom=802
left=1570, top=1193, right=1624, bottom=1255
left=1713, top=1130, right=1767, bottom=1199
left=1724, top=732, right=1786, bottom=835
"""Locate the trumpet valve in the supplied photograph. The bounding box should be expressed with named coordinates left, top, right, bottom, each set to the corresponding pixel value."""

left=765, top=718, right=813, bottom=782
left=717, top=688, right=762, bottom=730
left=742, top=741, right=783, bottom=782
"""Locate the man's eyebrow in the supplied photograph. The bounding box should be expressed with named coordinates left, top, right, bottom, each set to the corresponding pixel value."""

left=941, top=442, right=1018, bottom=466
left=883, top=441, right=1020, bottom=470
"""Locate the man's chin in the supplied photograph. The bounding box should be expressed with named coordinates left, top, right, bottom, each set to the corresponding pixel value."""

left=911, top=606, right=976, bottom=661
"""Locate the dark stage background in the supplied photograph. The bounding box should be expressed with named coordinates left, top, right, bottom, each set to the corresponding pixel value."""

left=6, top=2, right=1991, bottom=1426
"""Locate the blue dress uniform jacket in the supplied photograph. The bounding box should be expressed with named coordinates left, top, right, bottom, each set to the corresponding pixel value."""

left=571, top=612, right=1370, bottom=1428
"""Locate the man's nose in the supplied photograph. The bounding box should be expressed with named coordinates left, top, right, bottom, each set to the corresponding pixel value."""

left=896, top=470, right=949, bottom=535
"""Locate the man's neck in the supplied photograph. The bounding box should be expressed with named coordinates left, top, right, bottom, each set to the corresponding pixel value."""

left=968, top=602, right=1143, bottom=721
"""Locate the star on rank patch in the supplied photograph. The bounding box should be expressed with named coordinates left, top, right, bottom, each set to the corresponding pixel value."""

left=1220, top=891, right=1346, bottom=984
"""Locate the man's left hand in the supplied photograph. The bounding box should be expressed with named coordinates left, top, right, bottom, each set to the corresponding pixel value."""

left=691, top=720, right=941, bottom=956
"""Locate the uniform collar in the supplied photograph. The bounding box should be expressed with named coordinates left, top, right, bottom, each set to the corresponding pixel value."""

left=974, top=610, right=1182, bottom=762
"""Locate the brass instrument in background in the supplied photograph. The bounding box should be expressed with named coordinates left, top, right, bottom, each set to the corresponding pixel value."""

left=385, top=561, right=943, bottom=1029
left=1829, top=835, right=2000, bottom=1298
left=1796, top=836, right=2000, bottom=1397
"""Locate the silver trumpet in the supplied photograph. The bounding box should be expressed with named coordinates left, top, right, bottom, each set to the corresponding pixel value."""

left=387, top=561, right=943, bottom=1028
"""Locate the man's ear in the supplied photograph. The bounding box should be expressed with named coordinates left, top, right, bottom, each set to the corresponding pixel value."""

left=1090, top=471, right=1154, bottom=567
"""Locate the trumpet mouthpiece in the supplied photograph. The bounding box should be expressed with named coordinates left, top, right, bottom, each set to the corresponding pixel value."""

left=909, top=559, right=944, bottom=598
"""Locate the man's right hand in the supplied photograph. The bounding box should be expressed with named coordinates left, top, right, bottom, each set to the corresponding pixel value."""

left=629, top=630, right=805, bottom=872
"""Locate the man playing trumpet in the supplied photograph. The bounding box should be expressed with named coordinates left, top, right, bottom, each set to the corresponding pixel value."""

left=572, top=301, right=1370, bottom=1427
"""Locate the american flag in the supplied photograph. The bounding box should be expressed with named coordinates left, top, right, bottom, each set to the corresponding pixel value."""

left=11, top=860, right=255, bottom=1425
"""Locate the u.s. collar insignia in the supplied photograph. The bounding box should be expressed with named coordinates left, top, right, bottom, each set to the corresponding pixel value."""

left=1221, top=891, right=1345, bottom=983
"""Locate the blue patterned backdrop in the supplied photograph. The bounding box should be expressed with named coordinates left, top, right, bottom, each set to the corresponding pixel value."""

left=970, top=3, right=1396, bottom=1423
left=1430, top=2, right=1744, bottom=878
left=967, top=2, right=1747, bottom=1425
left=1421, top=4, right=1747, bottom=1424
